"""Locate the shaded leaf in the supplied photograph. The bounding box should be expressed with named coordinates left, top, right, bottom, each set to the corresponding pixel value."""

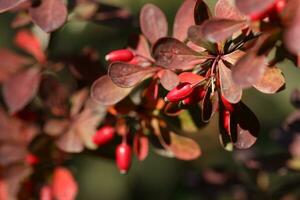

left=0, top=49, right=30, bottom=82
left=169, top=132, right=201, bottom=160
left=164, top=102, right=184, bottom=117
left=159, top=69, right=179, bottom=91
left=91, top=75, right=132, bottom=105
left=29, top=0, right=67, bottom=32
left=140, top=4, right=168, bottom=44
left=153, top=37, right=201, bottom=69
left=201, top=19, right=247, bottom=43
left=128, top=34, right=151, bottom=59
left=0, top=0, right=25, bottom=12
left=173, top=0, right=196, bottom=41
left=108, top=62, right=157, bottom=88
left=56, top=129, right=83, bottom=153
left=44, top=119, right=69, bottom=136
left=215, top=0, right=247, bottom=20
left=201, top=87, right=213, bottom=122
left=253, top=66, right=285, bottom=94
left=284, top=8, right=300, bottom=55
left=194, top=0, right=211, bottom=25
left=235, top=0, right=277, bottom=15
left=291, top=89, right=300, bottom=108
left=232, top=102, right=260, bottom=149
left=2, top=68, right=41, bottom=114
left=232, top=52, right=267, bottom=88
left=218, top=60, right=242, bottom=103
left=52, top=168, right=78, bottom=200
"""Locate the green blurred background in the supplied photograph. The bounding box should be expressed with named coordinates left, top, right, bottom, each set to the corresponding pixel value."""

left=1, top=0, right=300, bottom=199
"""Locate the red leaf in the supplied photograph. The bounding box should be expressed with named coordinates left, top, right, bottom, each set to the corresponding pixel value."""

left=0, top=0, right=26, bottom=13
left=91, top=75, right=132, bottom=105
left=159, top=69, right=179, bottom=91
left=218, top=60, right=242, bottom=103
left=14, top=30, right=46, bottom=63
left=173, top=0, right=196, bottom=41
left=40, top=185, right=52, bottom=200
left=178, top=72, right=205, bottom=85
left=29, top=0, right=68, bottom=32
left=2, top=67, right=41, bottom=114
left=52, top=168, right=78, bottom=200
left=0, top=181, right=8, bottom=200
left=108, top=62, right=158, bottom=88
left=140, top=4, right=168, bottom=44
left=235, top=0, right=277, bottom=16
left=215, top=0, right=247, bottom=20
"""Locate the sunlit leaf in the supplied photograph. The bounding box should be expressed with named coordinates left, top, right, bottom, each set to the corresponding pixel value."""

left=218, top=60, right=242, bottom=103
left=178, top=72, right=205, bottom=85
left=159, top=69, right=179, bottom=91
left=140, top=4, right=168, bottom=44
left=56, top=128, right=83, bottom=153
left=2, top=68, right=41, bottom=114
left=215, top=0, right=247, bottom=20
left=235, top=0, right=277, bottom=15
left=91, top=75, right=132, bottom=105
left=231, top=51, right=267, bottom=88
left=253, top=66, right=285, bottom=94
left=201, top=19, right=247, bottom=43
left=52, top=168, right=78, bottom=200
left=153, top=37, right=201, bottom=69
left=108, top=62, right=157, bottom=88
left=29, top=0, right=67, bottom=32
left=173, top=0, right=196, bottom=41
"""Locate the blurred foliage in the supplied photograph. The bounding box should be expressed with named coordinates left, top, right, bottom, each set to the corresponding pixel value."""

left=1, top=0, right=300, bottom=199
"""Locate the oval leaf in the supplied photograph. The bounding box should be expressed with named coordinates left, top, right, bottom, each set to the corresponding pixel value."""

left=232, top=52, right=267, bottom=88
left=215, top=0, right=247, bottom=20
left=52, top=168, right=78, bottom=200
left=218, top=60, right=242, bottom=103
left=235, top=0, right=277, bottom=15
left=0, top=0, right=25, bottom=13
left=253, top=66, right=285, bottom=94
left=201, top=19, right=247, bottom=43
left=178, top=72, right=205, bottom=85
left=91, top=75, right=132, bottom=105
left=108, top=62, right=157, bottom=88
left=159, top=69, right=179, bottom=91
left=2, top=68, right=41, bottom=114
left=56, top=129, right=84, bottom=153
left=29, top=0, right=67, bottom=32
left=173, top=0, right=196, bottom=41
left=140, top=4, right=168, bottom=44
left=169, top=132, right=201, bottom=160
left=153, top=37, right=201, bottom=69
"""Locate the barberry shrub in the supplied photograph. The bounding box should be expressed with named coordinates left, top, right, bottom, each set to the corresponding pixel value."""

left=0, top=0, right=300, bottom=199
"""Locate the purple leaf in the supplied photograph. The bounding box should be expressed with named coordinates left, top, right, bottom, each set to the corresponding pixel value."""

left=91, top=75, right=132, bottom=105
left=2, top=68, right=41, bottom=114
left=219, top=60, right=242, bottom=104
left=235, top=0, right=276, bottom=15
left=29, top=0, right=68, bottom=32
left=108, top=62, right=158, bottom=88
left=140, top=4, right=168, bottom=44
left=152, top=37, right=201, bottom=70
left=0, top=0, right=26, bottom=13
left=231, top=51, right=267, bottom=88
left=159, top=69, right=179, bottom=91
left=215, top=0, right=247, bottom=20
left=173, top=0, right=196, bottom=41
left=201, top=19, right=247, bottom=43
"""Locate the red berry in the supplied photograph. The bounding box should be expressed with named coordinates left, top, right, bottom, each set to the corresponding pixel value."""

left=221, top=96, right=235, bottom=112
left=40, top=185, right=52, bottom=200
left=166, top=83, right=194, bottom=102
left=115, top=142, right=132, bottom=174
left=275, top=0, right=286, bottom=13
left=25, top=153, right=39, bottom=166
left=182, top=87, right=205, bottom=105
left=93, top=126, right=115, bottom=146
left=105, top=49, right=134, bottom=62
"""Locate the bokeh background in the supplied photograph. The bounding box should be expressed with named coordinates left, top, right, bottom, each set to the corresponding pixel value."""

left=1, top=0, right=300, bottom=199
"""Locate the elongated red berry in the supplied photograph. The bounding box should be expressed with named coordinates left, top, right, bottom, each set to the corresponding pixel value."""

left=275, top=0, right=286, bottom=13
left=25, top=153, right=39, bottom=166
left=182, top=87, right=206, bottom=105
left=249, top=0, right=285, bottom=21
left=166, top=82, right=194, bottom=102
left=221, top=96, right=234, bottom=112
left=105, top=49, right=134, bottom=62
left=93, top=125, right=115, bottom=146
left=115, top=142, right=132, bottom=174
